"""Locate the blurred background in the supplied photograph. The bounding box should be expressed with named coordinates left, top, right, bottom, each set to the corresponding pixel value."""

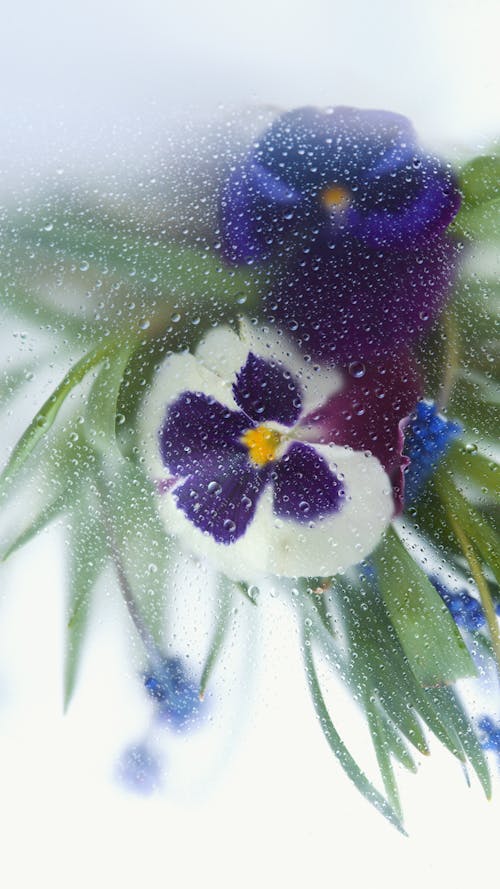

left=1, top=1, right=500, bottom=886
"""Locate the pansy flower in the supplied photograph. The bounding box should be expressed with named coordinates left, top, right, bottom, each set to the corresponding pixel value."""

left=141, top=322, right=394, bottom=581
left=220, top=106, right=461, bottom=363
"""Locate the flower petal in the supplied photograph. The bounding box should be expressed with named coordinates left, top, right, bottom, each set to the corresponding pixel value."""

left=172, top=453, right=267, bottom=544
left=302, top=349, right=423, bottom=509
left=158, top=444, right=393, bottom=580
left=266, top=235, right=460, bottom=364
left=197, top=320, right=344, bottom=416
left=219, top=162, right=301, bottom=264
left=139, top=351, right=241, bottom=479
left=232, top=351, right=302, bottom=425
left=159, top=392, right=248, bottom=477
left=272, top=442, right=345, bottom=522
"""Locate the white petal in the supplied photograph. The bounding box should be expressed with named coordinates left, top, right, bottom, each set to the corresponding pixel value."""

left=195, top=325, right=249, bottom=381
left=156, top=444, right=393, bottom=582
left=196, top=318, right=344, bottom=415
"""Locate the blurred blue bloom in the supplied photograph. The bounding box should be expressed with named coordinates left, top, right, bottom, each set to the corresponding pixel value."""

left=144, top=657, right=203, bottom=730
left=429, top=575, right=485, bottom=632
left=478, top=716, right=500, bottom=755
left=116, top=743, right=162, bottom=795
left=403, top=401, right=461, bottom=503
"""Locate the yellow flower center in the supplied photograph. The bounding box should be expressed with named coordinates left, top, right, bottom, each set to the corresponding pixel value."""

left=241, top=425, right=282, bottom=467
left=321, top=184, right=351, bottom=212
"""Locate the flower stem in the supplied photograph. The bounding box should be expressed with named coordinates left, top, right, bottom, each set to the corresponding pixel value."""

left=108, top=534, right=164, bottom=671
left=436, top=312, right=460, bottom=412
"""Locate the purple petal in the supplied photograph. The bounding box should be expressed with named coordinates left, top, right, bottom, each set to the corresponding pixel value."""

left=301, top=350, right=423, bottom=514
left=265, top=235, right=460, bottom=364
left=232, top=352, right=302, bottom=426
left=355, top=160, right=461, bottom=248
left=159, top=392, right=248, bottom=477
left=173, top=453, right=268, bottom=544
left=272, top=442, right=345, bottom=524
left=219, top=163, right=301, bottom=265
left=219, top=106, right=460, bottom=268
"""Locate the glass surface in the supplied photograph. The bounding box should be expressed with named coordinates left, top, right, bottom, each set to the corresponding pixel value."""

left=1, top=2, right=499, bottom=887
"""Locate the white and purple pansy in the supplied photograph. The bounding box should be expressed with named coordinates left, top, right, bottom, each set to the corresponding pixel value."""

left=141, top=324, right=394, bottom=580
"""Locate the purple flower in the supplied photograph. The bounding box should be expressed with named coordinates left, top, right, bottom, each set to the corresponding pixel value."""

left=159, top=353, right=345, bottom=544
left=141, top=323, right=394, bottom=580
left=219, top=106, right=461, bottom=363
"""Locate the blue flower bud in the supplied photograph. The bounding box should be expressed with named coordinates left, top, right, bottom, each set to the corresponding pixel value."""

left=116, top=743, right=162, bottom=795
left=143, top=657, right=203, bottom=730
left=429, top=575, right=485, bottom=632
left=478, top=716, right=500, bottom=754
left=404, top=401, right=461, bottom=503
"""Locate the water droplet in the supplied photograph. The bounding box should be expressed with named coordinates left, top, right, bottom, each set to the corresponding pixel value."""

left=348, top=361, right=366, bottom=378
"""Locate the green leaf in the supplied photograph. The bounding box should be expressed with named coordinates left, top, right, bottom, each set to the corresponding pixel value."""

left=426, top=686, right=491, bottom=799
left=0, top=337, right=131, bottom=501
left=64, top=488, right=107, bottom=711
left=0, top=491, right=66, bottom=562
left=301, top=620, right=406, bottom=834
left=438, top=475, right=500, bottom=589
left=449, top=443, right=500, bottom=497
left=374, top=527, right=476, bottom=686
left=199, top=575, right=235, bottom=700
left=376, top=711, right=417, bottom=774
left=449, top=375, right=500, bottom=443
left=335, top=576, right=464, bottom=759
left=365, top=691, right=403, bottom=820
left=85, top=350, right=172, bottom=648
left=457, top=154, right=500, bottom=209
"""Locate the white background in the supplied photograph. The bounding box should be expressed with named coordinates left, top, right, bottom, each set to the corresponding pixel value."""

left=1, top=2, right=500, bottom=887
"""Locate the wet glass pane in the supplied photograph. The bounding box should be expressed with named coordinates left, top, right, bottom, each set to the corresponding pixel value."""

left=1, top=1, right=499, bottom=885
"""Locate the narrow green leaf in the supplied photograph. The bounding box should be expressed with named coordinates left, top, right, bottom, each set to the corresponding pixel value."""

left=334, top=581, right=430, bottom=756
left=335, top=575, right=467, bottom=760
left=64, top=489, right=107, bottom=711
left=377, top=711, right=417, bottom=774
left=0, top=337, right=129, bottom=500
left=438, top=475, right=500, bottom=588
left=365, top=692, right=403, bottom=820
left=199, top=575, right=234, bottom=700
left=85, top=349, right=172, bottom=648
left=374, top=527, right=476, bottom=686
left=427, top=686, right=491, bottom=799
left=0, top=492, right=66, bottom=562
left=302, top=623, right=406, bottom=834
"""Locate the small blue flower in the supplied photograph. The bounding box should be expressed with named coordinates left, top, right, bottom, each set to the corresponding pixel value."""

left=429, top=575, right=485, bottom=632
left=403, top=401, right=461, bottom=503
left=116, top=743, right=162, bottom=795
left=478, top=716, right=500, bottom=754
left=144, top=657, right=203, bottom=730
